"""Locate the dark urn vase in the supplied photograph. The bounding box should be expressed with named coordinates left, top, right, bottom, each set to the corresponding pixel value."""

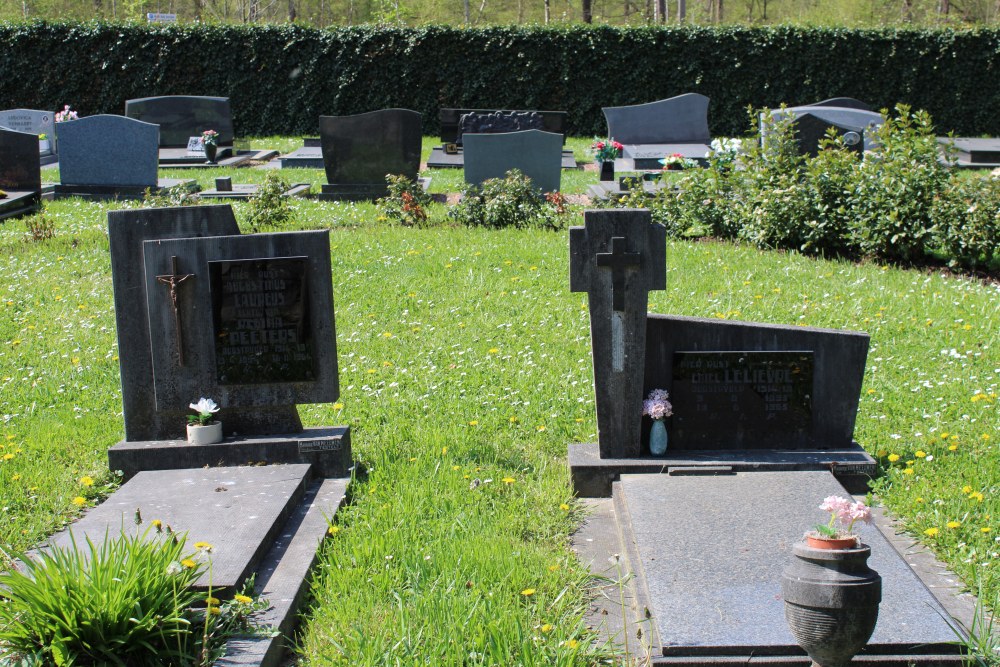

left=781, top=541, right=881, bottom=667
left=204, top=143, right=218, bottom=164
left=599, top=160, right=614, bottom=181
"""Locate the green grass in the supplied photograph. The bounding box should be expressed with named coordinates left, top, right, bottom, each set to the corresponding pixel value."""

left=2, top=137, right=998, bottom=664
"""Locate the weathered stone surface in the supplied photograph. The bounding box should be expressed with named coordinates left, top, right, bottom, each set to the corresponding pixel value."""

left=602, top=93, right=711, bottom=145
left=463, top=129, right=563, bottom=193
left=569, top=209, right=666, bottom=458
left=644, top=314, right=869, bottom=450
left=439, top=108, right=567, bottom=144
left=46, top=465, right=313, bottom=591
left=457, top=111, right=544, bottom=141
left=56, top=115, right=159, bottom=187
left=319, top=109, right=421, bottom=188
left=125, top=95, right=234, bottom=147
left=617, top=471, right=961, bottom=659
left=108, top=205, right=242, bottom=442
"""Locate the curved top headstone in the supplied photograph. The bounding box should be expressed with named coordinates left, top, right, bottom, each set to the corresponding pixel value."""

left=463, top=129, right=563, bottom=194
left=0, top=126, right=42, bottom=192
left=125, top=95, right=233, bottom=148
left=808, top=97, right=874, bottom=112
left=603, top=93, right=711, bottom=145
left=56, top=115, right=159, bottom=188
left=319, top=109, right=422, bottom=185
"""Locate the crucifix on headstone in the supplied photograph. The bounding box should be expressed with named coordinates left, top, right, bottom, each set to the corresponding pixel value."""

left=570, top=209, right=666, bottom=459
left=155, top=255, right=194, bottom=367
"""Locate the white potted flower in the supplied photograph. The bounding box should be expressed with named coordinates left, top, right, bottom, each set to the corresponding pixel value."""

left=38, top=133, right=51, bottom=154
left=186, top=397, right=222, bottom=445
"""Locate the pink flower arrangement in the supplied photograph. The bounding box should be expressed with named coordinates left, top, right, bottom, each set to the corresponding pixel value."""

left=201, top=129, right=220, bottom=146
left=814, top=495, right=872, bottom=540
left=55, top=105, right=78, bottom=123
left=591, top=138, right=623, bottom=163
left=642, top=388, right=673, bottom=421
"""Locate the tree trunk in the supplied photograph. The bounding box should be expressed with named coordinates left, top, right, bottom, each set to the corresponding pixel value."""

left=544, top=0, right=550, bottom=22
left=677, top=0, right=685, bottom=20
left=582, top=0, right=591, bottom=22
left=464, top=0, right=470, bottom=22
left=288, top=0, right=295, bottom=19
left=656, top=0, right=666, bottom=20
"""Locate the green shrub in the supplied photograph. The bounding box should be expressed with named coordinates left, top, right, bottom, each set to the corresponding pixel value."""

left=378, top=174, right=433, bottom=227
left=448, top=170, right=567, bottom=230
left=240, top=171, right=293, bottom=233
left=931, top=172, right=1000, bottom=271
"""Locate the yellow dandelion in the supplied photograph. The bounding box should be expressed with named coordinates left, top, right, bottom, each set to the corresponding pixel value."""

left=152, top=519, right=163, bottom=530
left=11, top=474, right=20, bottom=481
left=441, top=447, right=448, bottom=455
left=548, top=564, right=560, bottom=572
left=915, top=497, right=924, bottom=503
left=409, top=457, right=417, bottom=462
left=888, top=454, right=900, bottom=462
left=541, top=623, right=553, bottom=633
left=182, top=559, right=197, bottom=569
left=194, top=541, right=213, bottom=552
left=559, top=503, right=570, bottom=511
left=521, top=588, right=536, bottom=596
left=567, top=639, right=579, bottom=649
left=80, top=475, right=94, bottom=487
left=468, top=420, right=479, bottom=426
left=982, top=527, right=992, bottom=534
left=71, top=357, right=79, bottom=365
left=206, top=596, right=220, bottom=605
left=536, top=425, right=546, bottom=432
left=509, top=416, right=519, bottom=423
left=924, top=527, right=939, bottom=537
left=381, top=332, right=392, bottom=338
left=903, top=468, right=914, bottom=475
left=949, top=445, right=958, bottom=451
left=207, top=606, right=221, bottom=616
left=973, top=492, right=985, bottom=502
left=328, top=525, right=341, bottom=535
left=502, top=477, right=516, bottom=484
left=333, top=402, right=344, bottom=410
left=488, top=348, right=499, bottom=354
left=452, top=465, right=461, bottom=471
left=234, top=594, right=253, bottom=604
left=963, top=485, right=974, bottom=494
left=71, top=496, right=86, bottom=507
left=915, top=450, right=926, bottom=458
left=947, top=521, right=962, bottom=529
left=2, top=453, right=14, bottom=461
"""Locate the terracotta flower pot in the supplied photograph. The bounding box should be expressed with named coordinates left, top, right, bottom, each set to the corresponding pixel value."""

left=187, top=421, right=223, bottom=445
left=805, top=534, right=860, bottom=550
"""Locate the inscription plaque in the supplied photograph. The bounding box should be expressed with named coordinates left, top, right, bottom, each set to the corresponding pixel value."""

left=211, top=258, right=315, bottom=385
left=670, top=351, right=813, bottom=449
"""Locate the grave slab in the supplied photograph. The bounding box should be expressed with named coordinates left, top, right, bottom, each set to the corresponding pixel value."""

left=463, top=129, right=564, bottom=193
left=427, top=146, right=578, bottom=170
left=617, top=471, right=962, bottom=663
left=622, top=143, right=710, bottom=170
left=46, top=464, right=312, bottom=591
left=939, top=137, right=1000, bottom=168
left=279, top=145, right=324, bottom=169
left=199, top=182, right=311, bottom=200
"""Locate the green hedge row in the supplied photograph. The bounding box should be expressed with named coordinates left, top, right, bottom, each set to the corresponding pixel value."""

left=2, top=22, right=999, bottom=138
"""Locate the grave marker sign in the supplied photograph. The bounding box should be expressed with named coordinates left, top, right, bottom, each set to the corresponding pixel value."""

left=570, top=209, right=666, bottom=458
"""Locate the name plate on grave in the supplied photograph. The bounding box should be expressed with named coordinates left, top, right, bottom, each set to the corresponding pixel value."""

left=670, top=351, right=813, bottom=449
left=211, top=258, right=315, bottom=385
left=186, top=136, right=205, bottom=157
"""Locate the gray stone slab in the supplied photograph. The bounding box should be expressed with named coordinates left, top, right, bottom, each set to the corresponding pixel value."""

left=0, top=109, right=56, bottom=158
left=125, top=95, right=234, bottom=148
left=108, top=426, right=352, bottom=481
left=809, top=97, right=874, bottom=111
left=46, top=464, right=312, bottom=591
left=316, top=177, right=430, bottom=202
left=569, top=210, right=667, bottom=458
left=0, top=125, right=41, bottom=193
left=279, top=146, right=324, bottom=169
left=108, top=205, right=242, bottom=442
left=644, top=314, right=869, bottom=451
left=428, top=146, right=578, bottom=170
left=603, top=94, right=711, bottom=145
left=141, top=231, right=339, bottom=414
left=438, top=108, right=567, bottom=144
left=939, top=137, right=1000, bottom=166
left=320, top=109, right=422, bottom=194
left=51, top=177, right=197, bottom=201
left=56, top=115, right=159, bottom=187
left=622, top=143, right=710, bottom=170
left=463, top=129, right=563, bottom=193
left=568, top=440, right=877, bottom=498
left=199, top=183, right=311, bottom=200
left=618, top=471, right=962, bottom=658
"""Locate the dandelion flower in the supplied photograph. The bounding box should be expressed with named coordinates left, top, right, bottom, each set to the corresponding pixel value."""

left=567, top=639, right=579, bottom=649
left=982, top=528, right=992, bottom=534
left=541, top=624, right=553, bottom=633
left=207, top=606, right=221, bottom=616
left=903, top=468, right=914, bottom=475
left=915, top=450, right=926, bottom=458
left=234, top=594, right=253, bottom=604
left=560, top=503, right=570, bottom=511
left=521, top=588, right=535, bottom=596
left=194, top=541, right=214, bottom=552
left=947, top=521, right=962, bottom=529
left=963, top=485, right=974, bottom=494
left=206, top=596, right=220, bottom=605
left=79, top=475, right=94, bottom=487
left=181, top=559, right=197, bottom=569
left=71, top=496, right=86, bottom=507
left=924, top=528, right=939, bottom=537
left=328, top=525, right=341, bottom=535
left=888, top=454, right=900, bottom=462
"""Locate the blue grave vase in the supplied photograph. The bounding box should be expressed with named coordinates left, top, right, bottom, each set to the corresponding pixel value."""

left=649, top=419, right=668, bottom=455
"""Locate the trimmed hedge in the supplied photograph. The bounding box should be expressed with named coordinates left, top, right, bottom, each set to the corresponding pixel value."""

left=2, top=23, right=1000, bottom=138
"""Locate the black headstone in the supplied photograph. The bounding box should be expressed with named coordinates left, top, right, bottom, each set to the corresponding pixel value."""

left=439, top=108, right=567, bottom=145
left=0, top=126, right=41, bottom=192
left=457, top=111, right=545, bottom=143
left=125, top=96, right=234, bottom=148
left=792, top=112, right=865, bottom=157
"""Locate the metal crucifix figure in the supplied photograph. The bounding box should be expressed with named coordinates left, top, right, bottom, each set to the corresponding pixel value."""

left=155, top=255, right=194, bottom=367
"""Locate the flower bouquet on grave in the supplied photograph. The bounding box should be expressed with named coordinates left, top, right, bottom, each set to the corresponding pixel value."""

left=642, top=388, right=673, bottom=456
left=591, top=138, right=623, bottom=163
left=659, top=153, right=697, bottom=170
left=55, top=105, right=79, bottom=123
left=805, top=495, right=873, bottom=549
left=186, top=397, right=222, bottom=445
left=201, top=129, right=220, bottom=164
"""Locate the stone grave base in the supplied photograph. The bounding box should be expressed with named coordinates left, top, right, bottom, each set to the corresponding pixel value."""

left=159, top=148, right=279, bottom=169
left=939, top=137, right=1000, bottom=168
left=622, top=143, right=710, bottom=170
left=40, top=153, right=58, bottom=167
left=581, top=471, right=964, bottom=666
left=108, top=426, right=351, bottom=481
left=587, top=176, right=670, bottom=201
left=427, top=145, right=579, bottom=170
left=314, top=177, right=431, bottom=202
left=279, top=146, right=324, bottom=169
left=0, top=190, right=41, bottom=221
left=199, top=182, right=312, bottom=200
left=44, top=464, right=347, bottom=667
left=47, top=178, right=197, bottom=201
left=568, top=440, right=877, bottom=497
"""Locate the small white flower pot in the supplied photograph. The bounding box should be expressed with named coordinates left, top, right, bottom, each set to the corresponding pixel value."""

left=187, top=421, right=223, bottom=445
left=38, top=139, right=51, bottom=154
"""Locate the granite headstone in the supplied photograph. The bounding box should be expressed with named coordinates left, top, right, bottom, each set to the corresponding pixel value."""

left=602, top=93, right=711, bottom=145
left=463, top=129, right=563, bottom=193
left=125, top=95, right=234, bottom=148
left=0, top=109, right=56, bottom=163
left=56, top=115, right=159, bottom=188
left=439, top=108, right=567, bottom=144
left=766, top=105, right=884, bottom=155
left=318, top=109, right=422, bottom=200
left=0, top=126, right=42, bottom=220
left=809, top=97, right=875, bottom=111
left=457, top=111, right=545, bottom=143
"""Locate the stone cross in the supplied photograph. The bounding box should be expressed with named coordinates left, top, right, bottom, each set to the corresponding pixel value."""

left=570, top=209, right=666, bottom=458
left=155, top=255, right=194, bottom=367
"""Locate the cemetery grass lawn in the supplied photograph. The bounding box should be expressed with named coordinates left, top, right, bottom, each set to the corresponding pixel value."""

left=0, top=143, right=996, bottom=663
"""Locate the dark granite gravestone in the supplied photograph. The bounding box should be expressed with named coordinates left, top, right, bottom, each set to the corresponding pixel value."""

left=457, top=111, right=544, bottom=142
left=602, top=93, right=712, bottom=170
left=317, top=109, right=424, bottom=201
left=428, top=108, right=577, bottom=170
left=463, top=130, right=564, bottom=193
left=125, top=95, right=234, bottom=148
left=0, top=108, right=57, bottom=165
left=810, top=97, right=875, bottom=111
left=765, top=105, right=884, bottom=155
left=939, top=137, right=1000, bottom=168
left=569, top=209, right=667, bottom=458
left=0, top=126, right=42, bottom=221
left=53, top=115, right=195, bottom=199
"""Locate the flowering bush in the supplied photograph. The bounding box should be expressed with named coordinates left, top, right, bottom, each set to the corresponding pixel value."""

left=660, top=153, right=697, bottom=169
left=201, top=129, right=219, bottom=146
left=642, top=388, right=673, bottom=420
left=813, top=495, right=872, bottom=540
left=188, top=397, right=219, bottom=425
left=55, top=105, right=78, bottom=122
left=591, top=138, right=623, bottom=162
